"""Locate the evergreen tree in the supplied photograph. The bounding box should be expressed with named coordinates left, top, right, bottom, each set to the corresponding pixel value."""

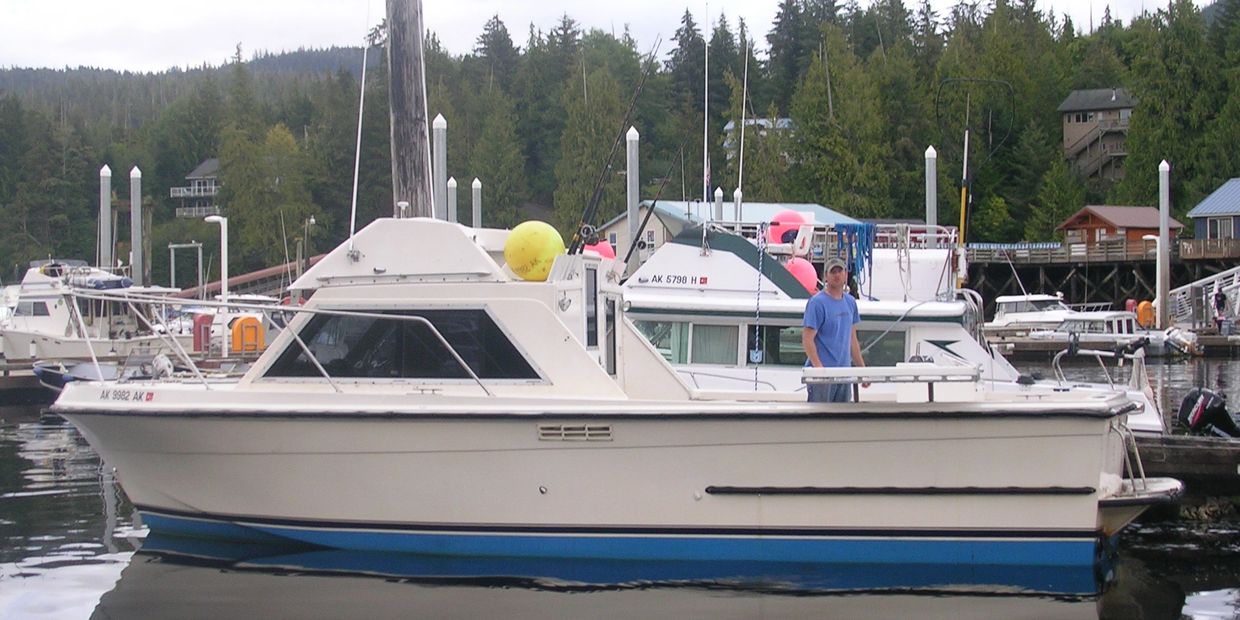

left=1114, top=0, right=1216, bottom=211
left=666, top=10, right=706, bottom=114
left=767, top=0, right=809, bottom=113
left=1025, top=155, right=1085, bottom=240
left=971, top=194, right=1015, bottom=241
left=788, top=24, right=892, bottom=218
left=227, top=45, right=263, bottom=139
left=469, top=89, right=527, bottom=228
left=746, top=103, right=791, bottom=202
left=553, top=68, right=626, bottom=235
left=474, top=15, right=520, bottom=94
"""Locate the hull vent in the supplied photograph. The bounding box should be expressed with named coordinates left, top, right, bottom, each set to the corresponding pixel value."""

left=538, top=424, right=613, bottom=442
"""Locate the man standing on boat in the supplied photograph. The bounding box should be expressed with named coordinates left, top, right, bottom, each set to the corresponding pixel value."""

left=802, top=257, right=866, bottom=402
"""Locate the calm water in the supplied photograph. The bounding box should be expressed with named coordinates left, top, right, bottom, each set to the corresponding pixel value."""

left=2, top=361, right=1239, bottom=619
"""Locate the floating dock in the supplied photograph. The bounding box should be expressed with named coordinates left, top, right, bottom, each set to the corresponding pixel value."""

left=1135, top=434, right=1240, bottom=496
left=0, top=362, right=54, bottom=406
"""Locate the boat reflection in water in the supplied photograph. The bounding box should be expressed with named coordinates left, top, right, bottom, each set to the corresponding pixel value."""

left=93, top=533, right=1107, bottom=620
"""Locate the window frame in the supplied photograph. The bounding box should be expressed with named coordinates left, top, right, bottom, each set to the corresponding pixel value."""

left=259, top=306, right=546, bottom=384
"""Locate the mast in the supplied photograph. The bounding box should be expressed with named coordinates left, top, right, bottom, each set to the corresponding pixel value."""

left=386, top=0, right=434, bottom=218
left=702, top=2, right=710, bottom=205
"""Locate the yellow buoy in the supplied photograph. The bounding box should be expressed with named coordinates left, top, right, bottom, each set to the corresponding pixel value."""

left=504, top=221, right=565, bottom=281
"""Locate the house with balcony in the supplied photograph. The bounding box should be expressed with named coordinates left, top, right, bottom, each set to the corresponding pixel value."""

left=1057, top=88, right=1134, bottom=182
left=1183, top=178, right=1240, bottom=259
left=171, top=158, right=221, bottom=218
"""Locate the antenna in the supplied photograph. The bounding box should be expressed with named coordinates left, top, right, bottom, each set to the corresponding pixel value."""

left=349, top=18, right=378, bottom=250
left=738, top=35, right=749, bottom=196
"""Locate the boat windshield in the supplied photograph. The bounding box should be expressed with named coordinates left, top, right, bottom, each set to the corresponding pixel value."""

left=264, top=309, right=539, bottom=380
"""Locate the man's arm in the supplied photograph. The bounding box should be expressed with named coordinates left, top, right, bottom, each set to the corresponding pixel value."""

left=850, top=326, right=865, bottom=368
left=803, top=327, right=823, bottom=367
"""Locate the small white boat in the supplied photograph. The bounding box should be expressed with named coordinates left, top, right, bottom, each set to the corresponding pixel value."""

left=984, top=293, right=1110, bottom=337
left=53, top=217, right=1180, bottom=569
left=1028, top=311, right=1197, bottom=357
left=0, top=260, right=193, bottom=362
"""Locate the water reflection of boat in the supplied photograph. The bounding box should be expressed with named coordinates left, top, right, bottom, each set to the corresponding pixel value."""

left=89, top=533, right=1104, bottom=619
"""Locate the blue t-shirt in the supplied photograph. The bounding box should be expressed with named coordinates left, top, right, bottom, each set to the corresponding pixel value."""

left=803, top=291, right=860, bottom=368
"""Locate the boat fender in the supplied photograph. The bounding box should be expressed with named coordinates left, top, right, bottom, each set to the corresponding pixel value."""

left=152, top=354, right=174, bottom=379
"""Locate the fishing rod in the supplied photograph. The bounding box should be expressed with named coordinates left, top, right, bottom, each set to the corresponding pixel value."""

left=621, top=138, right=690, bottom=268
left=566, top=39, right=661, bottom=255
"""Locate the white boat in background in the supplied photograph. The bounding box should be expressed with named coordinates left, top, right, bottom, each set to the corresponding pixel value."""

left=0, top=260, right=193, bottom=362
left=623, top=224, right=1170, bottom=436
left=0, top=282, right=18, bottom=359
left=1028, top=311, right=1197, bottom=357
left=984, top=293, right=1110, bottom=336
left=53, top=217, right=1180, bottom=569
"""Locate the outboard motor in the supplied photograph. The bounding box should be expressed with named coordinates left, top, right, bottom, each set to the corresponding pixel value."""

left=1177, top=387, right=1240, bottom=438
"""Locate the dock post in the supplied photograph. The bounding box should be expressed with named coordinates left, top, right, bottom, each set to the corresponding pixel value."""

left=1158, top=160, right=1171, bottom=329
left=471, top=178, right=482, bottom=228
left=733, top=188, right=743, bottom=222
left=447, top=177, right=458, bottom=223
left=925, top=146, right=937, bottom=248
left=433, top=114, right=447, bottom=220
left=130, top=167, right=143, bottom=286
left=99, top=165, right=112, bottom=269
left=714, top=187, right=724, bottom=222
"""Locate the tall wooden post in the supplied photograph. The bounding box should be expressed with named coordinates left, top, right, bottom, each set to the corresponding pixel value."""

left=387, top=0, right=434, bottom=218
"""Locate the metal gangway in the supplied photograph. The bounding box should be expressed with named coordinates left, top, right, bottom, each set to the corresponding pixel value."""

left=1168, top=263, right=1240, bottom=328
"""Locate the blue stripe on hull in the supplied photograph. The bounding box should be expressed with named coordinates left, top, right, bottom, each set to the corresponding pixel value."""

left=141, top=511, right=1100, bottom=568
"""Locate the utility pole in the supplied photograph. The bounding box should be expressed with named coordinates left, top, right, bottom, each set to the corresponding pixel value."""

left=387, top=0, right=434, bottom=218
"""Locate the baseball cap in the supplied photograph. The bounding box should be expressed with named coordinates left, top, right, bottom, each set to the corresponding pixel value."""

left=825, top=257, right=847, bottom=272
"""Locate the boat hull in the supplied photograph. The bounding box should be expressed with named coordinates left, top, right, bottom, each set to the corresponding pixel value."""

left=61, top=398, right=1135, bottom=567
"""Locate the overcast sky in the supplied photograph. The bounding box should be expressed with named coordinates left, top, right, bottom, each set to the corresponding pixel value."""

left=0, top=0, right=1213, bottom=73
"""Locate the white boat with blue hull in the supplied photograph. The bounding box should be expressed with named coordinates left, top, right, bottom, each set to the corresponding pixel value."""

left=53, top=217, right=1180, bottom=568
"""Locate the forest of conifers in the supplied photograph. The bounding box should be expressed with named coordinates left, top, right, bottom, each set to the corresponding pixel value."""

left=0, top=0, right=1236, bottom=285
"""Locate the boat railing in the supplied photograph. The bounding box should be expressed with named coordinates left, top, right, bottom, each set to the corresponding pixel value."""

left=707, top=221, right=959, bottom=250
left=1050, top=337, right=1148, bottom=390
left=677, top=369, right=785, bottom=392
left=802, top=363, right=981, bottom=385
left=63, top=290, right=496, bottom=396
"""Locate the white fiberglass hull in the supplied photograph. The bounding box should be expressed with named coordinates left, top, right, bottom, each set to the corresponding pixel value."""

left=56, top=382, right=1165, bottom=567
left=1, top=329, right=192, bottom=362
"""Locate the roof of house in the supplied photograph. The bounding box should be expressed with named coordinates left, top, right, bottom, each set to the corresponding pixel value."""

left=1056, top=88, right=1137, bottom=113
left=186, top=158, right=220, bottom=179
left=1056, top=205, right=1183, bottom=231
left=1187, top=178, right=1240, bottom=218
left=599, top=200, right=860, bottom=234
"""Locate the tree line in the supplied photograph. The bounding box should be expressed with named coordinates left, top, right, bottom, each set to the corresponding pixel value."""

left=0, top=0, right=1236, bottom=286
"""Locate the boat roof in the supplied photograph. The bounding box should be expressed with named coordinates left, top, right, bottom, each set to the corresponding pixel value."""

left=1061, top=311, right=1137, bottom=320
left=994, top=294, right=1062, bottom=303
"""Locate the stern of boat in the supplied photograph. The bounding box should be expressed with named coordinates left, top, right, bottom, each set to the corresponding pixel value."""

left=1098, top=477, right=1183, bottom=536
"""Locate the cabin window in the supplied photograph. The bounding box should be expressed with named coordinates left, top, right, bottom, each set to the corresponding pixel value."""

left=586, top=267, right=598, bottom=347
left=605, top=298, right=617, bottom=376
left=608, top=232, right=618, bottom=247
left=14, top=301, right=50, bottom=317
left=634, top=320, right=690, bottom=363
left=264, top=309, right=538, bottom=380
left=690, top=324, right=740, bottom=364
left=747, top=325, right=809, bottom=366
left=858, top=329, right=906, bottom=367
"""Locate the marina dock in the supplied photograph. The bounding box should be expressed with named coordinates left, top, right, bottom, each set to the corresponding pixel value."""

left=0, top=361, right=53, bottom=406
